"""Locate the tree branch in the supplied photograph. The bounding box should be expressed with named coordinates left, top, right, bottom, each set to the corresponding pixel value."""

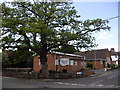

left=47, top=41, right=67, bottom=51
left=18, top=3, right=41, bottom=18
left=3, top=46, right=19, bottom=49
left=80, top=27, right=108, bottom=36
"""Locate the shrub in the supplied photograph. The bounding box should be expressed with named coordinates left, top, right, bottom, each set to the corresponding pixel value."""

left=109, top=64, right=115, bottom=69
left=87, top=62, right=93, bottom=69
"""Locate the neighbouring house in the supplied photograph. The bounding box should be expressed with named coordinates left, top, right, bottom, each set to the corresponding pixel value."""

left=109, top=48, right=119, bottom=66
left=74, top=48, right=112, bottom=69
left=33, top=52, right=85, bottom=74
left=118, top=51, right=120, bottom=65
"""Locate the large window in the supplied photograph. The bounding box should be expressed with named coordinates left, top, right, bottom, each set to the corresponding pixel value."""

left=70, top=60, right=74, bottom=65
left=60, top=58, right=69, bottom=66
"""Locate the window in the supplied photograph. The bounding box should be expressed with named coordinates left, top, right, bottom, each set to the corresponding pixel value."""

left=55, top=59, right=59, bottom=65
left=101, top=61, right=103, bottom=65
left=115, top=55, right=117, bottom=58
left=81, top=62, right=83, bottom=66
left=84, top=62, right=87, bottom=66
left=70, top=60, right=74, bottom=65
left=39, top=59, right=41, bottom=66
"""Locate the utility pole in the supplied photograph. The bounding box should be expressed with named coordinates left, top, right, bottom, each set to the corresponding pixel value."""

left=94, top=49, right=96, bottom=69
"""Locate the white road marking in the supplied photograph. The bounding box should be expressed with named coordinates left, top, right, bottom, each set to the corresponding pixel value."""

left=111, top=85, right=115, bottom=87
left=54, top=82, right=62, bottom=83
left=91, top=79, right=104, bottom=85
left=78, top=84, right=86, bottom=86
left=3, top=77, right=10, bottom=78
left=53, top=80, right=117, bottom=88
left=90, top=84, right=95, bottom=86
left=59, top=82, right=64, bottom=84
left=105, top=85, right=115, bottom=88
left=64, top=83, right=70, bottom=85
left=71, top=84, right=77, bottom=86
left=107, top=76, right=115, bottom=79
left=92, top=83, right=96, bottom=84
left=98, top=84, right=103, bottom=87
left=96, top=81, right=100, bottom=83
left=54, top=82, right=64, bottom=84
left=3, top=77, right=17, bottom=79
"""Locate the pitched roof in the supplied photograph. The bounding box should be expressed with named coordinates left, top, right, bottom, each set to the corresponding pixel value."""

left=75, top=49, right=111, bottom=61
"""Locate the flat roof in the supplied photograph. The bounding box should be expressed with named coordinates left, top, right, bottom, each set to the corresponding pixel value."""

left=52, top=52, right=82, bottom=58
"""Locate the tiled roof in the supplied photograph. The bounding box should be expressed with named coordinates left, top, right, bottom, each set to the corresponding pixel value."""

left=75, top=49, right=111, bottom=61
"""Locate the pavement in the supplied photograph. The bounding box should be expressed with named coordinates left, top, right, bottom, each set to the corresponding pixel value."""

left=89, top=68, right=107, bottom=77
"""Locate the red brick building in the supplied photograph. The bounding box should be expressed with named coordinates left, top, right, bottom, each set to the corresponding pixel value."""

left=75, top=49, right=112, bottom=69
left=110, top=48, right=119, bottom=65
left=33, top=52, right=85, bottom=73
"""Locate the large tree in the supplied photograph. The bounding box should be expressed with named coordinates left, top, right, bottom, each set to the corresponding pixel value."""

left=1, top=1, right=110, bottom=78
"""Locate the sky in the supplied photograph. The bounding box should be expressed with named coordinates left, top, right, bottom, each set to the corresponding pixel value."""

left=72, top=2, right=119, bottom=51
left=0, top=0, right=119, bottom=52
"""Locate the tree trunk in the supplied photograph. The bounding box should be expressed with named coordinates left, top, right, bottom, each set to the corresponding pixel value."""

left=39, top=53, right=49, bottom=79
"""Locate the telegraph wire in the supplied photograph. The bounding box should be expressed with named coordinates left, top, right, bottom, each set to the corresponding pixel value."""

left=105, top=16, right=119, bottom=21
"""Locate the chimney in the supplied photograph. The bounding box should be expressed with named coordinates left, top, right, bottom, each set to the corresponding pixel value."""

left=110, top=48, right=115, bottom=52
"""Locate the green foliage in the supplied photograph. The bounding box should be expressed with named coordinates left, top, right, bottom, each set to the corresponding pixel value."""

left=2, top=52, right=10, bottom=68
left=2, top=49, right=33, bottom=68
left=1, top=2, right=110, bottom=53
left=109, top=64, right=115, bottom=69
left=87, top=62, right=93, bottom=69
left=53, top=45, right=79, bottom=54
left=12, top=49, right=33, bottom=68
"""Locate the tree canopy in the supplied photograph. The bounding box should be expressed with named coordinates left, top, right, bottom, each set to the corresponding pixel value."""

left=1, top=1, right=110, bottom=78
left=53, top=45, right=79, bottom=54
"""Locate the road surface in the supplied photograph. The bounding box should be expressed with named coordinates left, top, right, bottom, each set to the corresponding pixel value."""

left=2, top=69, right=119, bottom=88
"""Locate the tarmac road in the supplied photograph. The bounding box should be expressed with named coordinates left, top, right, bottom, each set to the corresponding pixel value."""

left=2, top=69, right=119, bottom=88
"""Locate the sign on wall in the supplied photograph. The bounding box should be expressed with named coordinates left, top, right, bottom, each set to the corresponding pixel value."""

left=60, top=58, right=69, bottom=66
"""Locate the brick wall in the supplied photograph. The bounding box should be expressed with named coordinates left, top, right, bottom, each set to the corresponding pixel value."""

left=47, top=54, right=55, bottom=71
left=52, top=54, right=81, bottom=72
left=92, top=61, right=104, bottom=69
left=33, top=56, right=41, bottom=72
left=33, top=54, right=82, bottom=73
left=85, top=60, right=105, bottom=69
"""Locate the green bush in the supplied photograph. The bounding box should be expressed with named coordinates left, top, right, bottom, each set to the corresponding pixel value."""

left=109, top=64, right=115, bottom=69
left=87, top=62, right=93, bottom=69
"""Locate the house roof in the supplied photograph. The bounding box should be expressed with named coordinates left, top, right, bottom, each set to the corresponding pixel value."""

left=74, top=49, right=111, bottom=61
